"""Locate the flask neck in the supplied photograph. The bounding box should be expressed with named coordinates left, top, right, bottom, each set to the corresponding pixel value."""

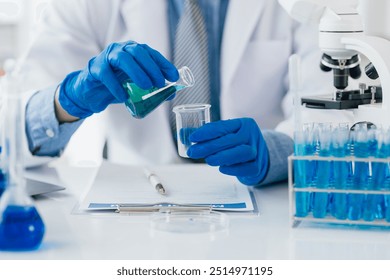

left=176, top=66, right=195, bottom=89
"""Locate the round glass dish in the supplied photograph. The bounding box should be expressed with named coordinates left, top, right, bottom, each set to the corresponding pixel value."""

left=150, top=210, right=229, bottom=234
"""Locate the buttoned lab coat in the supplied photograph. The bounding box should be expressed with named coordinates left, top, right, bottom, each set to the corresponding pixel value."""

left=21, top=0, right=334, bottom=166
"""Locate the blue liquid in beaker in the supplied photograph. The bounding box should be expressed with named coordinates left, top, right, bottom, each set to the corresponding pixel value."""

left=0, top=205, right=45, bottom=251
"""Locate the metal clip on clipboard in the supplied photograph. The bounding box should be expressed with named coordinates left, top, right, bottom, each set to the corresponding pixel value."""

left=115, top=203, right=213, bottom=214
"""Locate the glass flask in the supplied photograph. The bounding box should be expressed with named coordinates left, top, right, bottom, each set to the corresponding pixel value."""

left=0, top=96, right=5, bottom=197
left=0, top=70, right=45, bottom=251
left=122, top=66, right=195, bottom=118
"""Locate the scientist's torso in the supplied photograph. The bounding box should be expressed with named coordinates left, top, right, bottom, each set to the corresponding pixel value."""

left=26, top=0, right=311, bottom=165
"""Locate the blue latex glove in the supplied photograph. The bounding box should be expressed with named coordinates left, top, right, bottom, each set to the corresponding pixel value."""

left=187, top=118, right=269, bottom=185
left=59, top=41, right=179, bottom=118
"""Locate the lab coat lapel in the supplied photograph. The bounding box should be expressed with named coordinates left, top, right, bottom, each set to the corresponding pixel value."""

left=119, top=0, right=171, bottom=58
left=221, top=0, right=266, bottom=93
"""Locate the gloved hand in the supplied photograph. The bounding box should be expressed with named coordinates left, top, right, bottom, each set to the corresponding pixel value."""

left=59, top=41, right=179, bottom=118
left=187, top=118, right=269, bottom=185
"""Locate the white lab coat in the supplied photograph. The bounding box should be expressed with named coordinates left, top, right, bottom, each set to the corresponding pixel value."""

left=21, top=0, right=334, bottom=166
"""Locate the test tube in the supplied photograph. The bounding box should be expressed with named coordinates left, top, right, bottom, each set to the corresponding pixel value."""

left=382, top=129, right=390, bottom=222
left=312, top=123, right=332, bottom=219
left=361, top=128, right=380, bottom=221
left=368, top=128, right=388, bottom=221
left=348, top=123, right=369, bottom=221
left=330, top=124, right=351, bottom=220
left=293, top=123, right=319, bottom=217
left=293, top=130, right=310, bottom=217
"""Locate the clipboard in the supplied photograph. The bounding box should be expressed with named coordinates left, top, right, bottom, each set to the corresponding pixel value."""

left=75, top=161, right=258, bottom=215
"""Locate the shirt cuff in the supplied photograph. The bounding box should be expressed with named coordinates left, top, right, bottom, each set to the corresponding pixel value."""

left=259, top=130, right=294, bottom=186
left=25, top=85, right=83, bottom=156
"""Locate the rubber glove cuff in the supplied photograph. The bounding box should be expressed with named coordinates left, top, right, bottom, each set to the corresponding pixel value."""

left=59, top=71, right=94, bottom=119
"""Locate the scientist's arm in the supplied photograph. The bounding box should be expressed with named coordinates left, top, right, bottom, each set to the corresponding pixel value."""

left=55, top=41, right=179, bottom=120
left=26, top=41, right=178, bottom=156
left=25, top=86, right=83, bottom=156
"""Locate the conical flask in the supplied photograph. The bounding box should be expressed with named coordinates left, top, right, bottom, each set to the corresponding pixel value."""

left=0, top=69, right=45, bottom=251
left=0, top=82, right=5, bottom=197
left=122, top=66, right=195, bottom=118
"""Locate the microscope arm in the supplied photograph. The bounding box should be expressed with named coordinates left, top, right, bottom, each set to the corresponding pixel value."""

left=343, top=36, right=390, bottom=111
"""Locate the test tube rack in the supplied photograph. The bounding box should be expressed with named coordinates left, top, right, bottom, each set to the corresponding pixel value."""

left=288, top=155, right=390, bottom=228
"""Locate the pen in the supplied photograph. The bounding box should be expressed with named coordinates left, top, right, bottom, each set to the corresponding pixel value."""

left=143, top=168, right=166, bottom=195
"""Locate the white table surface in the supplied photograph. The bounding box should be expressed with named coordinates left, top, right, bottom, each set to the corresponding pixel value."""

left=1, top=161, right=390, bottom=260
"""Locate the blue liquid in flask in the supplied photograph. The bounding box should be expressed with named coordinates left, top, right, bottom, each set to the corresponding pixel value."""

left=0, top=170, right=6, bottom=197
left=0, top=205, right=45, bottom=251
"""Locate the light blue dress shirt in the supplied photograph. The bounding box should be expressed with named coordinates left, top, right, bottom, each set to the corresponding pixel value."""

left=25, top=0, right=293, bottom=185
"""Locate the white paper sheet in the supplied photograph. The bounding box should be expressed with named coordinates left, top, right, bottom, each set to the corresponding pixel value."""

left=79, top=162, right=255, bottom=212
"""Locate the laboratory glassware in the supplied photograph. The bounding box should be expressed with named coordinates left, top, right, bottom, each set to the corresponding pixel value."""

left=349, top=123, right=369, bottom=220
left=123, top=66, right=194, bottom=119
left=0, top=70, right=45, bottom=251
left=0, top=90, right=5, bottom=197
left=293, top=123, right=317, bottom=217
left=330, top=124, right=351, bottom=220
left=312, top=123, right=332, bottom=218
left=172, top=103, right=211, bottom=158
left=289, top=121, right=390, bottom=228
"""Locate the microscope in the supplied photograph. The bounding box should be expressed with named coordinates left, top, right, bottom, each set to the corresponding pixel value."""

left=279, top=0, right=390, bottom=128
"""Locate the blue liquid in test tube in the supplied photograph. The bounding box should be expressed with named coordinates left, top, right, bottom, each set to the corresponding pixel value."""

left=293, top=125, right=316, bottom=217
left=381, top=129, right=390, bottom=222
left=363, top=129, right=383, bottom=221
left=293, top=131, right=310, bottom=217
left=312, top=123, right=331, bottom=219
left=371, top=148, right=387, bottom=220
left=349, top=124, right=369, bottom=220
left=331, top=125, right=351, bottom=220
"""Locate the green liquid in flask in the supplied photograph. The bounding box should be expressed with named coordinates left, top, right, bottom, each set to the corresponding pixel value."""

left=123, top=82, right=185, bottom=119
left=122, top=66, right=194, bottom=119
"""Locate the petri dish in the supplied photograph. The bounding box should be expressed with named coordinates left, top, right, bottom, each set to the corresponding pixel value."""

left=150, top=210, right=229, bottom=234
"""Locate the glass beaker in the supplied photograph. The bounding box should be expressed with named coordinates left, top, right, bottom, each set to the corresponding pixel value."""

left=0, top=70, right=45, bottom=251
left=173, top=103, right=211, bottom=158
left=122, top=66, right=194, bottom=119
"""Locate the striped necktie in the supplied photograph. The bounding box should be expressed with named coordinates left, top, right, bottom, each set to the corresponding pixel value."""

left=170, top=0, right=211, bottom=133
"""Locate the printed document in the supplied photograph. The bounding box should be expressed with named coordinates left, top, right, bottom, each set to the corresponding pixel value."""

left=79, top=161, right=255, bottom=212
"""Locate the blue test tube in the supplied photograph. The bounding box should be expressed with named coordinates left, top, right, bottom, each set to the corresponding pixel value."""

left=331, top=124, right=351, bottom=220
left=349, top=123, right=369, bottom=221
left=369, top=129, right=388, bottom=221
left=382, top=129, right=390, bottom=223
left=362, top=128, right=380, bottom=221
left=293, top=123, right=316, bottom=217
left=312, top=123, right=332, bottom=219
